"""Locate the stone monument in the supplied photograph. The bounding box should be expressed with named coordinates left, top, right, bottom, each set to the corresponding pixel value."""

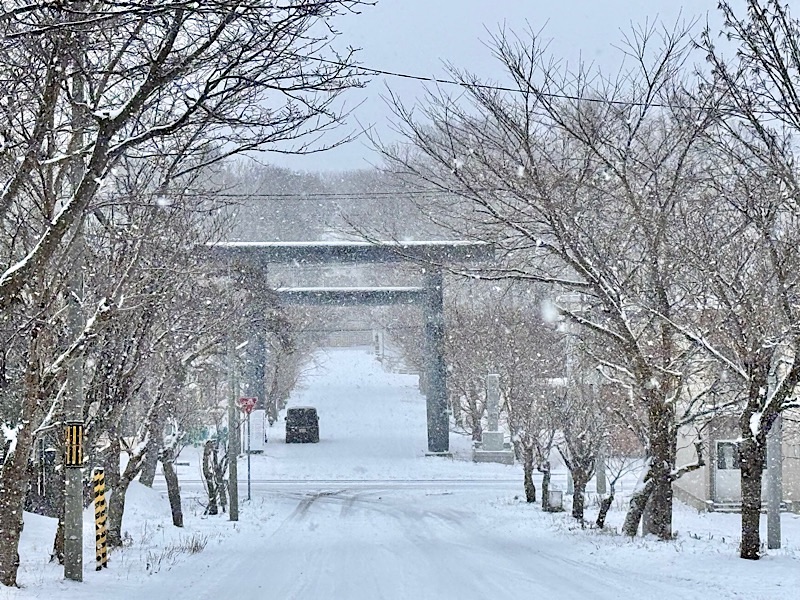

left=472, top=374, right=515, bottom=465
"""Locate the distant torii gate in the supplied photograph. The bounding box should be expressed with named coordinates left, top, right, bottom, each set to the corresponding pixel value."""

left=207, top=241, right=493, bottom=454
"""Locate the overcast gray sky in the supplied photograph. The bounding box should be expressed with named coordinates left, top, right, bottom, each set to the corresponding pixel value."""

left=268, top=0, right=723, bottom=172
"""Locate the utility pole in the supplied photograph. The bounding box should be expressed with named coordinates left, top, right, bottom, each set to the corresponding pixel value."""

left=559, top=293, right=579, bottom=499
left=765, top=347, right=782, bottom=550
left=766, top=414, right=782, bottom=549
left=64, top=19, right=86, bottom=581
left=595, top=446, right=607, bottom=495
left=593, top=380, right=607, bottom=495
left=227, top=337, right=239, bottom=522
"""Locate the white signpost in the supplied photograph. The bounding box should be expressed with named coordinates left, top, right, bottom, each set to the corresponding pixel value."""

left=248, top=409, right=268, bottom=453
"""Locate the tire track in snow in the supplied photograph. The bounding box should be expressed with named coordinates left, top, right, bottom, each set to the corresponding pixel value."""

left=287, top=489, right=346, bottom=521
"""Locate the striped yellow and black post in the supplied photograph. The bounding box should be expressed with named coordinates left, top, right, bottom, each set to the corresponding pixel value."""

left=64, top=422, right=83, bottom=467
left=92, top=468, right=108, bottom=570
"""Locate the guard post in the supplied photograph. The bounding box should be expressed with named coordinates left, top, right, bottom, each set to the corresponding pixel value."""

left=92, top=468, right=108, bottom=570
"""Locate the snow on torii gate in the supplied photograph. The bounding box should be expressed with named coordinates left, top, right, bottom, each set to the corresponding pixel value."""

left=207, top=241, right=493, bottom=454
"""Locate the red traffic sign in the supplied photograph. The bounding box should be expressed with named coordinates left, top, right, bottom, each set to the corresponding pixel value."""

left=237, top=397, right=258, bottom=414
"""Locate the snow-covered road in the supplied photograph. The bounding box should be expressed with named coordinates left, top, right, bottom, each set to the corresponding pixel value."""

left=9, top=347, right=800, bottom=600
left=131, top=481, right=707, bottom=600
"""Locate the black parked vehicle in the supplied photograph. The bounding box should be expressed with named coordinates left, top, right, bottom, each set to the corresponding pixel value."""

left=285, top=407, right=319, bottom=443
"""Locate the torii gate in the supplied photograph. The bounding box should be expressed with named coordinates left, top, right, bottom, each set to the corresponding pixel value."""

left=207, top=241, right=493, bottom=454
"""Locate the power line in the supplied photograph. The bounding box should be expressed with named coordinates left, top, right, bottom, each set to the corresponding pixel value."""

left=295, top=325, right=423, bottom=333
left=167, top=187, right=546, bottom=201
left=310, top=56, right=713, bottom=112
left=203, top=189, right=454, bottom=200
left=155, top=188, right=464, bottom=201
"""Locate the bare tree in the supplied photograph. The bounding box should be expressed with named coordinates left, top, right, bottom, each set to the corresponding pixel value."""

left=694, top=0, right=800, bottom=560
left=506, top=381, right=559, bottom=507
left=380, top=22, right=714, bottom=540
left=554, top=386, right=600, bottom=523
left=0, top=0, right=366, bottom=311
left=595, top=453, right=645, bottom=529
left=0, top=1, right=368, bottom=585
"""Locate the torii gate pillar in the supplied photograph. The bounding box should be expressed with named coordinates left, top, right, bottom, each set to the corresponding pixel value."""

left=424, top=268, right=449, bottom=454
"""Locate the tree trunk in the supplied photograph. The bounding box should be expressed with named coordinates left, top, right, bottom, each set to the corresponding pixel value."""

left=471, top=418, right=482, bottom=442
left=522, top=445, right=536, bottom=503
left=644, top=462, right=673, bottom=537
left=739, top=438, right=765, bottom=560
left=622, top=478, right=655, bottom=537
left=139, top=404, right=163, bottom=487
left=267, top=363, right=281, bottom=427
left=638, top=402, right=675, bottom=539
left=52, top=514, right=65, bottom=565
left=103, top=432, right=121, bottom=493
left=50, top=432, right=66, bottom=565
left=467, top=384, right=482, bottom=442
left=266, top=395, right=278, bottom=426
left=0, top=335, right=44, bottom=587
left=0, top=422, right=35, bottom=587
left=541, top=463, right=551, bottom=511
left=107, top=486, right=127, bottom=548
left=50, top=451, right=66, bottom=564
left=572, top=475, right=588, bottom=521
left=212, top=443, right=227, bottom=513
left=101, top=432, right=121, bottom=546
left=202, top=441, right=218, bottom=516
left=107, top=448, right=145, bottom=548
left=596, top=492, right=614, bottom=529
left=138, top=443, right=159, bottom=487
left=160, top=449, right=183, bottom=528
left=0, top=441, right=10, bottom=466
left=450, top=391, right=463, bottom=429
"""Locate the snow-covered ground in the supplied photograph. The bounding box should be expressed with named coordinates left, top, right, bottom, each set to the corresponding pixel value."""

left=5, top=347, right=800, bottom=599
